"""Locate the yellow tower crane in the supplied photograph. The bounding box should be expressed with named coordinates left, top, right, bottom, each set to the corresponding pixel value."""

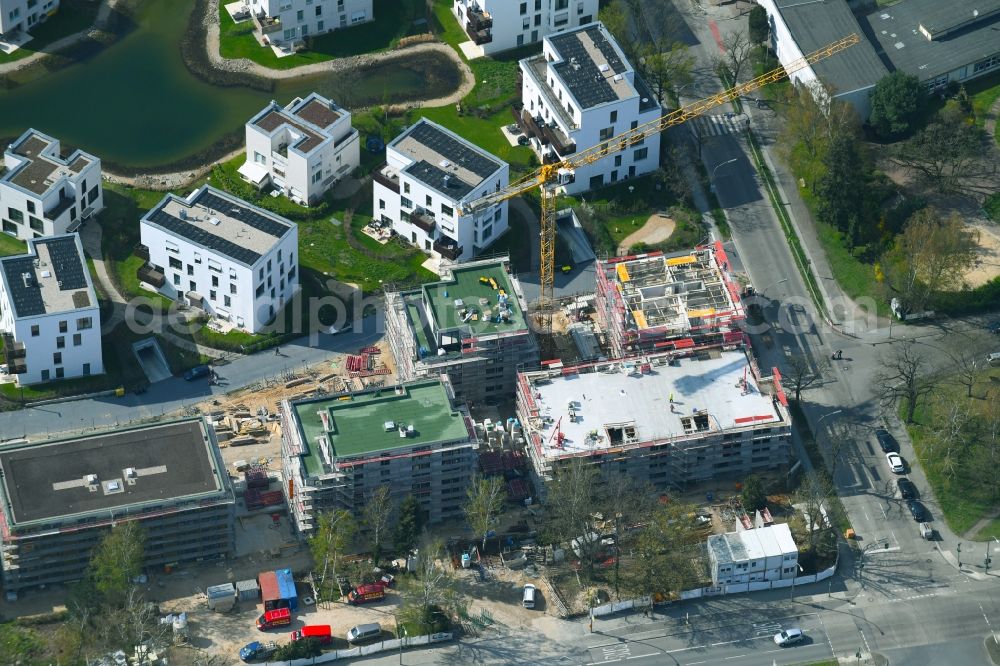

left=458, top=33, right=860, bottom=338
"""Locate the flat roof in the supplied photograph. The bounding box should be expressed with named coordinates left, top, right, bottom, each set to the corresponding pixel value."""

left=249, top=93, right=347, bottom=154
left=3, top=129, right=95, bottom=197
left=0, top=419, right=225, bottom=526
left=142, top=185, right=294, bottom=266
left=390, top=119, right=504, bottom=201
left=290, top=380, right=471, bottom=474
left=422, top=260, right=528, bottom=336
left=771, top=0, right=888, bottom=94
left=861, top=0, right=1000, bottom=81
left=290, top=95, right=342, bottom=129
left=525, top=350, right=783, bottom=460
left=547, top=23, right=636, bottom=109
left=711, top=524, right=797, bottom=565
left=601, top=246, right=742, bottom=335
left=0, top=235, right=94, bottom=318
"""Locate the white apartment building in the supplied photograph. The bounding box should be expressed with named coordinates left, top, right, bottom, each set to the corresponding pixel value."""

left=1, top=129, right=104, bottom=241
left=373, top=119, right=508, bottom=263
left=138, top=185, right=299, bottom=334
left=518, top=22, right=662, bottom=194
left=0, top=0, right=59, bottom=38
left=708, top=523, right=799, bottom=587
left=248, top=0, right=372, bottom=49
left=452, top=0, right=597, bottom=57
left=0, top=234, right=103, bottom=386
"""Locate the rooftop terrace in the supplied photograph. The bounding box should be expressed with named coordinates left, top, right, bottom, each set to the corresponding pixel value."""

left=0, top=235, right=94, bottom=318
left=290, top=379, right=472, bottom=476
left=3, top=130, right=94, bottom=197
left=523, top=350, right=783, bottom=461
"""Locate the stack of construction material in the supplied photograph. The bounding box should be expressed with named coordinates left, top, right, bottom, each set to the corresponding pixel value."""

left=507, top=478, right=531, bottom=502
left=244, top=465, right=269, bottom=489
left=245, top=489, right=284, bottom=510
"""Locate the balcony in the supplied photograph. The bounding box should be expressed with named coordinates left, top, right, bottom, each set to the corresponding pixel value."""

left=371, top=163, right=400, bottom=194
left=2, top=334, right=26, bottom=375
left=411, top=210, right=436, bottom=234
left=520, top=109, right=547, bottom=143
left=136, top=263, right=165, bottom=289
left=45, top=192, right=75, bottom=222
left=434, top=239, right=462, bottom=261
left=464, top=8, right=493, bottom=44
left=541, top=123, right=576, bottom=156
left=134, top=244, right=150, bottom=261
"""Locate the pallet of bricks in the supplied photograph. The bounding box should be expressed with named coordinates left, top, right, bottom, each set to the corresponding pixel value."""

left=346, top=347, right=390, bottom=378
left=243, top=465, right=282, bottom=510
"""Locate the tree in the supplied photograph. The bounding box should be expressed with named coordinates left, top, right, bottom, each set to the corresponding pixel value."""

left=948, top=344, right=987, bottom=399
left=625, top=499, right=704, bottom=599
left=394, top=495, right=425, bottom=555
left=90, top=521, right=145, bottom=608
left=748, top=5, right=769, bottom=44
left=892, top=102, right=994, bottom=195
left=782, top=353, right=825, bottom=402
left=464, top=476, right=507, bottom=551
left=790, top=475, right=838, bottom=562
left=363, top=485, right=393, bottom=566
left=599, top=0, right=634, bottom=61
left=869, top=71, right=924, bottom=138
left=272, top=638, right=323, bottom=661
left=639, top=42, right=694, bottom=104
left=598, top=474, right=657, bottom=599
left=874, top=339, right=940, bottom=423
left=399, top=540, right=462, bottom=634
left=815, top=131, right=873, bottom=247
left=741, top=475, right=767, bottom=512
left=717, top=29, right=754, bottom=85
left=541, top=458, right=601, bottom=578
left=883, top=208, right=979, bottom=311
left=780, top=85, right=860, bottom=189
left=310, top=509, right=356, bottom=597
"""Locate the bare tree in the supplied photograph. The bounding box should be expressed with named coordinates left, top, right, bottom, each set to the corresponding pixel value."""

left=925, top=397, right=973, bottom=481
left=107, top=587, right=173, bottom=665
left=399, top=539, right=465, bottom=633
left=362, top=485, right=393, bottom=565
left=948, top=345, right=985, bottom=398
left=464, top=476, right=507, bottom=551
left=541, top=458, right=601, bottom=578
left=639, top=41, right=695, bottom=104
left=782, top=353, right=825, bottom=402
left=599, top=474, right=657, bottom=599
left=791, top=475, right=838, bottom=561
left=874, top=340, right=940, bottom=423
left=717, top=29, right=754, bottom=86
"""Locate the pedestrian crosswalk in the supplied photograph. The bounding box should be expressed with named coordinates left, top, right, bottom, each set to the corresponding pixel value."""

left=692, top=113, right=746, bottom=138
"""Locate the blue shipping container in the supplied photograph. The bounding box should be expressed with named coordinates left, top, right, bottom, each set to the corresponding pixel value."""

left=275, top=568, right=297, bottom=611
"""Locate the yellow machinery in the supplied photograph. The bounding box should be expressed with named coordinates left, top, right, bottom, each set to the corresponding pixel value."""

left=458, top=33, right=860, bottom=336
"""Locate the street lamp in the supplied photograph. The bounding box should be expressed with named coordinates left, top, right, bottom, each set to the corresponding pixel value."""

left=397, top=617, right=408, bottom=665
left=789, top=563, right=805, bottom=601
left=759, top=278, right=788, bottom=298
left=709, top=158, right=738, bottom=192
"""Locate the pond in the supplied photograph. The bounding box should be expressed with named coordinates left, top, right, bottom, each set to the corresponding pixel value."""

left=0, top=0, right=456, bottom=169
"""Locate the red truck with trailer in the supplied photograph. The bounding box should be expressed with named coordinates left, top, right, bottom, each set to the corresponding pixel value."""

left=347, top=583, right=386, bottom=605
left=290, top=625, right=333, bottom=645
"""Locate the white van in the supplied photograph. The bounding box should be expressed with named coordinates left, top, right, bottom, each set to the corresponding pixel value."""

left=988, top=352, right=1000, bottom=367
left=346, top=623, right=381, bottom=643
left=522, top=584, right=537, bottom=609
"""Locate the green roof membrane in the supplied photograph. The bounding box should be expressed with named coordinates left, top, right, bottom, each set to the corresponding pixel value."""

left=293, top=380, right=469, bottom=474
left=422, top=263, right=528, bottom=336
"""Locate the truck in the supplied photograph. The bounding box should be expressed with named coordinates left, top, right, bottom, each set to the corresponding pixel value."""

left=347, top=583, right=386, bottom=605
left=291, top=625, right=333, bottom=645
left=255, top=607, right=291, bottom=631
left=240, top=641, right=277, bottom=662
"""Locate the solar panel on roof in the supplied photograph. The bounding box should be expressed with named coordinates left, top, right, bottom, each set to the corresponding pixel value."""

left=1, top=257, right=44, bottom=317
left=406, top=160, right=475, bottom=199
left=148, top=209, right=262, bottom=266
left=42, top=237, right=87, bottom=291
left=408, top=122, right=501, bottom=180
left=549, top=30, right=619, bottom=109
left=193, top=190, right=290, bottom=239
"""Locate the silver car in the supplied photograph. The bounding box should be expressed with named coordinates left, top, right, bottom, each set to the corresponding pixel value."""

left=774, top=628, right=804, bottom=646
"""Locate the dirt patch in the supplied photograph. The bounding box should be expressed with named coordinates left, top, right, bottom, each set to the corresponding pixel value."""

left=618, top=213, right=675, bottom=255
left=964, top=222, right=1000, bottom=287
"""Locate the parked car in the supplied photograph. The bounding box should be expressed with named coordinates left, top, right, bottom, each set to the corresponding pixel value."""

left=774, top=628, right=805, bottom=646
left=239, top=641, right=277, bottom=662
left=183, top=364, right=210, bottom=381
left=886, top=452, right=906, bottom=474
left=907, top=499, right=927, bottom=521
left=875, top=428, right=898, bottom=452
left=897, top=478, right=917, bottom=500
left=346, top=623, right=381, bottom=643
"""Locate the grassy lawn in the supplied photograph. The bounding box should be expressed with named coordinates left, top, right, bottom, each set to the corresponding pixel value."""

left=0, top=232, right=27, bottom=257
left=814, top=220, right=886, bottom=315
left=218, top=0, right=427, bottom=70
left=969, top=69, right=1000, bottom=143
left=430, top=0, right=466, bottom=50
left=0, top=0, right=99, bottom=65
left=413, top=105, right=534, bottom=173
left=905, top=365, right=1000, bottom=538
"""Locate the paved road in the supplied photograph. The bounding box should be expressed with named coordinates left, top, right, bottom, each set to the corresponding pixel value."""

left=0, top=315, right=384, bottom=441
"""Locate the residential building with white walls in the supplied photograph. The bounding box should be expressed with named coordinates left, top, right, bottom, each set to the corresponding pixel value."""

left=240, top=92, right=360, bottom=206
left=373, top=118, right=509, bottom=263
left=1, top=129, right=104, bottom=241
left=138, top=185, right=298, bottom=334
left=247, top=0, right=372, bottom=50
left=0, top=0, right=60, bottom=38
left=452, top=0, right=597, bottom=57
left=0, top=234, right=103, bottom=386
left=517, top=22, right=661, bottom=194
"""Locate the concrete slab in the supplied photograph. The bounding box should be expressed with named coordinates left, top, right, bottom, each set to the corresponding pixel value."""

left=458, top=40, right=485, bottom=60
left=0, top=31, right=32, bottom=55
left=132, top=338, right=172, bottom=383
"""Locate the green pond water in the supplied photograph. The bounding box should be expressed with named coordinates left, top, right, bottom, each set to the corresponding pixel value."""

left=0, top=0, right=443, bottom=168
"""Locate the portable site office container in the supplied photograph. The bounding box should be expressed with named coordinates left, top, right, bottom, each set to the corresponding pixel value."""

left=236, top=578, right=260, bottom=602
left=259, top=569, right=298, bottom=611
left=206, top=583, right=236, bottom=611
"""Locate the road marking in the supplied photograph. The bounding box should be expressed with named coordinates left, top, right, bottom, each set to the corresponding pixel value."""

left=863, top=509, right=871, bottom=522
left=819, top=614, right=836, bottom=656
left=600, top=644, right=630, bottom=661
left=981, top=602, right=992, bottom=627
left=859, top=628, right=872, bottom=655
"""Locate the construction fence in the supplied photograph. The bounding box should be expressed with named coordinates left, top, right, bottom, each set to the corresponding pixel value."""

left=256, top=632, right=454, bottom=665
